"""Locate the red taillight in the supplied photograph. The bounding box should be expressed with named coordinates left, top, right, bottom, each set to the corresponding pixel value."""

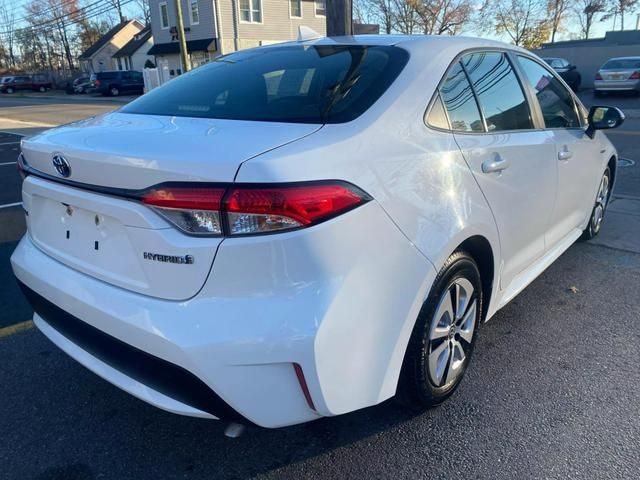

left=94, top=79, right=101, bottom=86
left=595, top=72, right=603, bottom=80
left=138, top=182, right=370, bottom=236
left=225, top=184, right=366, bottom=235
left=630, top=71, right=640, bottom=80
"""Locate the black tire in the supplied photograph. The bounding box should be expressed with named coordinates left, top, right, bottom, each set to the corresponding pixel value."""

left=109, top=85, right=120, bottom=97
left=397, top=251, right=482, bottom=410
left=580, top=166, right=611, bottom=241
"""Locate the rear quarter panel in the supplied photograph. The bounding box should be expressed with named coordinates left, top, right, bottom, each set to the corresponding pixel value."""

left=234, top=40, right=503, bottom=408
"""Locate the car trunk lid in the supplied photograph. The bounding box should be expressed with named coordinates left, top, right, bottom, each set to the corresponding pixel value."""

left=20, top=112, right=321, bottom=300
left=21, top=112, right=321, bottom=188
left=601, top=69, right=635, bottom=81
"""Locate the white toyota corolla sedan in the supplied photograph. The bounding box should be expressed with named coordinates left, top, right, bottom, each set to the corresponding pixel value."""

left=12, top=35, right=624, bottom=429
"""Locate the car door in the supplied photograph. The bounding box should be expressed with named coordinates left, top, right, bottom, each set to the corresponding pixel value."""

left=131, top=71, right=144, bottom=92
left=16, top=77, right=29, bottom=91
left=515, top=55, right=601, bottom=248
left=441, top=52, right=557, bottom=290
left=120, top=72, right=132, bottom=92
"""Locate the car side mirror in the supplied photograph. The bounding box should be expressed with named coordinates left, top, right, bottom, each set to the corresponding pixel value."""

left=586, top=106, right=625, bottom=139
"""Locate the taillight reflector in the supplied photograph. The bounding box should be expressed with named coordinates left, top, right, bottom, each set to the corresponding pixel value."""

left=293, top=363, right=316, bottom=411
left=16, top=153, right=27, bottom=179
left=595, top=72, right=603, bottom=80
left=630, top=71, right=640, bottom=80
left=142, top=186, right=225, bottom=211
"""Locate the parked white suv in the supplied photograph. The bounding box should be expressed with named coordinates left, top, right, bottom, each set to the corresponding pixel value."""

left=12, top=36, right=623, bottom=429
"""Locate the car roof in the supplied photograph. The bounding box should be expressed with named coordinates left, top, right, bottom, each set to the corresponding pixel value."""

left=271, top=34, right=529, bottom=55
left=606, top=56, right=640, bottom=61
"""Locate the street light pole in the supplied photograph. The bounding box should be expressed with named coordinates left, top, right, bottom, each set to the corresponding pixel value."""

left=326, top=0, right=353, bottom=36
left=174, top=0, right=191, bottom=72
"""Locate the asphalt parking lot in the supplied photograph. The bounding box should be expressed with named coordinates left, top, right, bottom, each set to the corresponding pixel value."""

left=1, top=93, right=639, bottom=479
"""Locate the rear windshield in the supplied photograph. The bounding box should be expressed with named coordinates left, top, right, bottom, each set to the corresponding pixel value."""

left=121, top=45, right=409, bottom=124
left=602, top=59, right=640, bottom=70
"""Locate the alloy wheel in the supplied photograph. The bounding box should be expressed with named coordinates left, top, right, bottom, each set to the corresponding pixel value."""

left=591, top=171, right=610, bottom=234
left=427, top=277, right=477, bottom=388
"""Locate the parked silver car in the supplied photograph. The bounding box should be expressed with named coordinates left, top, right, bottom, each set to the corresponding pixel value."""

left=594, top=56, right=640, bottom=95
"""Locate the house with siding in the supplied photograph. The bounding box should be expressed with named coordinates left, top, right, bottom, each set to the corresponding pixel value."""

left=78, top=20, right=146, bottom=73
left=147, top=0, right=327, bottom=77
left=113, top=28, right=155, bottom=71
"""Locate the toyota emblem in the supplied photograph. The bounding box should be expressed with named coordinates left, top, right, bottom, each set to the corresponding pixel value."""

left=52, top=154, right=71, bottom=178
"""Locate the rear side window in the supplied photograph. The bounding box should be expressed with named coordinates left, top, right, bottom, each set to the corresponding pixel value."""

left=461, top=52, right=533, bottom=132
left=426, top=93, right=449, bottom=130
left=121, top=45, right=409, bottom=124
left=516, top=56, right=580, bottom=128
left=440, top=62, right=483, bottom=132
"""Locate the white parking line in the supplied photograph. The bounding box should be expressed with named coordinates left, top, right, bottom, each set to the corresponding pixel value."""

left=0, top=202, right=22, bottom=209
left=0, top=161, right=17, bottom=166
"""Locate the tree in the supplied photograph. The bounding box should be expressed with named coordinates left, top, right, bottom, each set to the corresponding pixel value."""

left=0, top=1, right=18, bottom=68
left=369, top=0, right=396, bottom=33
left=602, top=0, right=638, bottom=30
left=108, top=0, right=126, bottom=23
left=134, top=0, right=150, bottom=24
left=77, top=19, right=113, bottom=53
left=412, top=0, right=473, bottom=35
left=547, top=0, right=573, bottom=42
left=482, top=0, right=551, bottom=47
left=577, top=0, right=607, bottom=38
left=394, top=0, right=420, bottom=33
left=25, top=0, right=82, bottom=70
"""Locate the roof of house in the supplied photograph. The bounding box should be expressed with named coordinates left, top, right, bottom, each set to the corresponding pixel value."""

left=113, top=28, right=152, bottom=58
left=147, top=38, right=217, bottom=56
left=78, top=19, right=145, bottom=60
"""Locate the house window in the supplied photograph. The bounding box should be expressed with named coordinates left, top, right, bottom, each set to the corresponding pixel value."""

left=290, top=0, right=302, bottom=18
left=190, top=0, right=200, bottom=25
left=239, top=0, right=262, bottom=23
left=315, top=0, right=325, bottom=16
left=159, top=2, right=169, bottom=29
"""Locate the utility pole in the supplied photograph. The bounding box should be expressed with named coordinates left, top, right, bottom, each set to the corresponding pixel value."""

left=174, top=0, right=191, bottom=72
left=326, top=0, right=353, bottom=36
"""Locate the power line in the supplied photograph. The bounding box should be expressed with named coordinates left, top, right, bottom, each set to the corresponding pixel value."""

left=0, top=0, right=136, bottom=36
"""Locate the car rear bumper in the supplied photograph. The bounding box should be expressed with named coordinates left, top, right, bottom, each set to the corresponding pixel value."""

left=594, top=79, right=640, bottom=91
left=12, top=201, right=434, bottom=428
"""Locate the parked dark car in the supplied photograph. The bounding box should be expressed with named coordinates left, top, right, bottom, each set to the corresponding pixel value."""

left=89, top=70, right=144, bottom=96
left=64, top=76, right=91, bottom=94
left=542, top=57, right=581, bottom=91
left=73, top=76, right=91, bottom=94
left=0, top=75, right=52, bottom=93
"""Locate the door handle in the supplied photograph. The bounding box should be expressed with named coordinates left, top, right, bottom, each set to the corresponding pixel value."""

left=481, top=156, right=510, bottom=174
left=558, top=148, right=573, bottom=161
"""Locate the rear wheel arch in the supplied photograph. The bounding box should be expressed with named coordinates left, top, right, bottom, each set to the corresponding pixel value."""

left=456, top=236, right=495, bottom=322
left=608, top=155, right=617, bottom=192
